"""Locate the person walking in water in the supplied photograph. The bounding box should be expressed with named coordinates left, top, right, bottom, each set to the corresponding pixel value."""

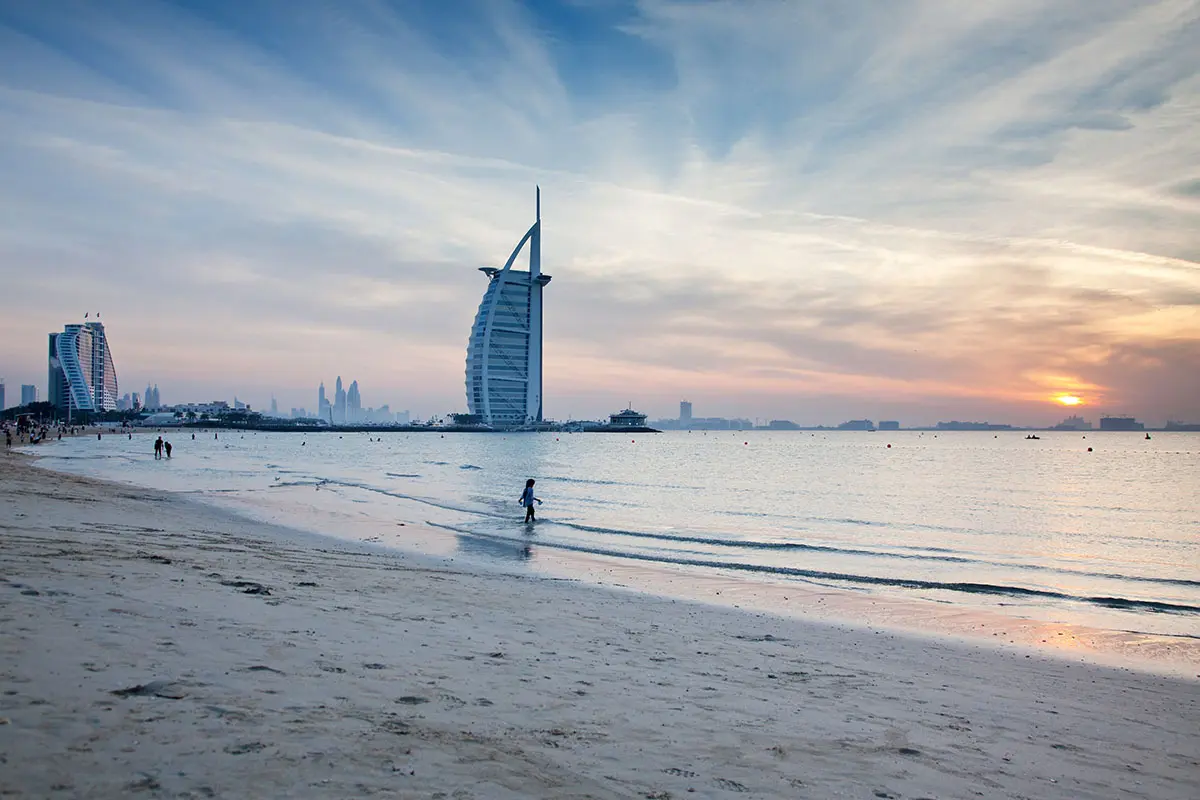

left=519, top=479, right=542, bottom=523
left=154, top=436, right=163, bottom=460
left=164, top=440, right=172, bottom=459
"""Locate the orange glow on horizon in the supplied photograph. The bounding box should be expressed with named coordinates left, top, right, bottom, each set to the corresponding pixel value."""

left=1055, top=394, right=1083, bottom=406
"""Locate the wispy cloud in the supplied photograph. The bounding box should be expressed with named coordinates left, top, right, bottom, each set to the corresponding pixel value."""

left=0, top=0, right=1196, bottom=423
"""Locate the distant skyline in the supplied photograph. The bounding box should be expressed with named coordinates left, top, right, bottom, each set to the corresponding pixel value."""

left=1, top=1, right=1197, bottom=426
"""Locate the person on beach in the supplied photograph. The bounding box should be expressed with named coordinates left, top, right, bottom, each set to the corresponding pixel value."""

left=164, top=441, right=172, bottom=459
left=519, top=479, right=542, bottom=523
left=154, top=437, right=163, bottom=460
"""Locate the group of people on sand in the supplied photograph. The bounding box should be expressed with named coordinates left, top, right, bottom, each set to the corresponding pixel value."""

left=154, top=436, right=172, bottom=460
left=2, top=421, right=62, bottom=447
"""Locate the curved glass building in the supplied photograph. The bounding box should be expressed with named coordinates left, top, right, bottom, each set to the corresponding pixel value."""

left=48, top=321, right=119, bottom=414
left=466, top=188, right=551, bottom=427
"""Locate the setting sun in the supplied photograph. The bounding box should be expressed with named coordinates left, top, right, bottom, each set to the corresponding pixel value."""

left=1056, top=395, right=1083, bottom=406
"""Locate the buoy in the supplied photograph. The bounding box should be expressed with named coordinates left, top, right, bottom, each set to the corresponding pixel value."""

left=887, top=444, right=891, bottom=448
left=1087, top=447, right=1093, bottom=452
left=632, top=439, right=635, bottom=443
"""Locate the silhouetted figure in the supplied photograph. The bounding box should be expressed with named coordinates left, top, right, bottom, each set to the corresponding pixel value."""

left=164, top=441, right=172, bottom=458
left=154, top=436, right=163, bottom=460
left=519, top=479, right=542, bottom=523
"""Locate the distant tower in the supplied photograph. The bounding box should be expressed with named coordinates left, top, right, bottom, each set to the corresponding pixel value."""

left=347, top=380, right=361, bottom=423
left=334, top=376, right=347, bottom=424
left=465, top=187, right=551, bottom=426
left=680, top=400, right=693, bottom=424
left=270, top=396, right=278, bottom=417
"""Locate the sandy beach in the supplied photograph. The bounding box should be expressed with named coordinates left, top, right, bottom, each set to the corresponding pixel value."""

left=1, top=451, right=1197, bottom=799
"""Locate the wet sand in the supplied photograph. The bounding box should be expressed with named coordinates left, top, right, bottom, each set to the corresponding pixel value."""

left=1, top=453, right=1197, bottom=798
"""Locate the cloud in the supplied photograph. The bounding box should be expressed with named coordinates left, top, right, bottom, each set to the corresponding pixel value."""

left=0, top=0, right=1196, bottom=424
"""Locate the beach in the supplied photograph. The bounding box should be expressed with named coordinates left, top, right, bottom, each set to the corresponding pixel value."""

left=1, top=451, right=1198, bottom=799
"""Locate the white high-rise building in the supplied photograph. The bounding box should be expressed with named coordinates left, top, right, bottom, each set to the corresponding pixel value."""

left=48, top=321, right=119, bottom=414
left=465, top=188, right=551, bottom=427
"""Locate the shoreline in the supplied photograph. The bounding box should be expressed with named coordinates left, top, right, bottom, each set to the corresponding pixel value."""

left=18, top=441, right=1200, bottom=679
left=2, top=452, right=1199, bottom=797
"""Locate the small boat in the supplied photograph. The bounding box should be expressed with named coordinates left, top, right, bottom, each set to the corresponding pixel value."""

left=1025, top=434, right=1040, bottom=440
left=1145, top=433, right=1152, bottom=440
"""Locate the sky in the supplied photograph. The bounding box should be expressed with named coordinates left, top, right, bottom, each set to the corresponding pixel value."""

left=0, top=0, right=1198, bottom=426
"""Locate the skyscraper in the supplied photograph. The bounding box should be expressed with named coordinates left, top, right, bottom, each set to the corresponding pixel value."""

left=0, top=380, right=5, bottom=411
left=465, top=188, right=551, bottom=427
left=21, top=385, right=38, bottom=405
left=347, top=380, right=361, bottom=422
left=680, top=401, right=693, bottom=424
left=142, top=384, right=160, bottom=410
left=334, top=376, right=346, bottom=424
left=48, top=321, right=119, bottom=414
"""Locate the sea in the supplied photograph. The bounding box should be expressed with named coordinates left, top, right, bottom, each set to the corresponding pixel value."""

left=28, top=429, right=1200, bottom=658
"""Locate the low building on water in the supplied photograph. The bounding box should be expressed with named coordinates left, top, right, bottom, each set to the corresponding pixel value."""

left=609, top=408, right=648, bottom=427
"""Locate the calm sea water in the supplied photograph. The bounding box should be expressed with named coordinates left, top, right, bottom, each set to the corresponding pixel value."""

left=30, top=430, right=1200, bottom=639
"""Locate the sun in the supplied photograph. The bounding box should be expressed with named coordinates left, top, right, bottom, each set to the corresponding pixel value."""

left=1055, top=395, right=1083, bottom=406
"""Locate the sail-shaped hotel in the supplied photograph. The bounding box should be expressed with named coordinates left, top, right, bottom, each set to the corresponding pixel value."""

left=465, top=189, right=551, bottom=427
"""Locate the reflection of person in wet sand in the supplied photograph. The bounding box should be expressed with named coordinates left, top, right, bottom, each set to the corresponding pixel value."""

left=519, top=479, right=542, bottom=523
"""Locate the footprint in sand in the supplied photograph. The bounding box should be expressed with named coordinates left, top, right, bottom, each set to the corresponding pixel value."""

left=713, top=777, right=749, bottom=792
left=379, top=718, right=412, bottom=735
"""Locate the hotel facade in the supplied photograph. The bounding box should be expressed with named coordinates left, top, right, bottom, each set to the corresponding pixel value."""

left=465, top=189, right=551, bottom=427
left=48, top=321, right=119, bottom=414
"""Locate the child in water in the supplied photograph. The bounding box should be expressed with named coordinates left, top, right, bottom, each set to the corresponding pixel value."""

left=519, top=479, right=542, bottom=523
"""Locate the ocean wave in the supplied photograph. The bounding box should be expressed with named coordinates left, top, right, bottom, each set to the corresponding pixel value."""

left=428, top=523, right=1200, bottom=616
left=538, top=520, right=1200, bottom=590
left=301, top=477, right=1200, bottom=591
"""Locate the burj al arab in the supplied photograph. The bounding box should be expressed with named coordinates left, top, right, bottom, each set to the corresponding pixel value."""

left=465, top=188, right=551, bottom=427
